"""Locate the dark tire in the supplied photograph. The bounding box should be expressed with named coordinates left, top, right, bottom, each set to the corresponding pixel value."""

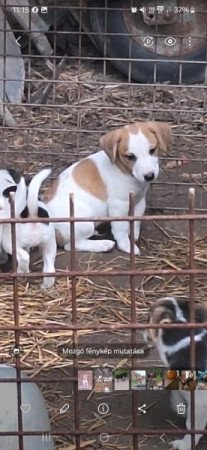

left=88, top=0, right=206, bottom=84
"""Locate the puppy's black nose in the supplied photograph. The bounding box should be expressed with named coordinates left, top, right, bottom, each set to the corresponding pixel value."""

left=144, top=172, right=154, bottom=182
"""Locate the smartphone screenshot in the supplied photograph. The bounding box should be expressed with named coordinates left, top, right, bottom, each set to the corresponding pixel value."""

left=0, top=1, right=206, bottom=450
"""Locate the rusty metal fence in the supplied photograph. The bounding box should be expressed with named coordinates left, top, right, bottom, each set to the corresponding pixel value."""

left=0, top=1, right=207, bottom=450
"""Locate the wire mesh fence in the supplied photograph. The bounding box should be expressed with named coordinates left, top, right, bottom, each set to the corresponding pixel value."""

left=0, top=1, right=206, bottom=450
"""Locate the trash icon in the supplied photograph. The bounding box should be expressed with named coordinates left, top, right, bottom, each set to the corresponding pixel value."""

left=177, top=403, right=186, bottom=415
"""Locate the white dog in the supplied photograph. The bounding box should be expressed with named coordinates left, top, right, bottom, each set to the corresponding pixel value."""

left=0, top=169, right=22, bottom=264
left=1, top=169, right=57, bottom=289
left=149, top=297, right=207, bottom=450
left=45, top=121, right=171, bottom=254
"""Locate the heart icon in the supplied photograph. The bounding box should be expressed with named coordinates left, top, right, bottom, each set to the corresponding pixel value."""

left=20, top=404, right=31, bottom=414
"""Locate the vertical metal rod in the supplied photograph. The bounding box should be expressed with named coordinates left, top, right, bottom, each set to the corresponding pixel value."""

left=2, top=0, right=6, bottom=131
left=69, top=193, right=80, bottom=450
left=10, top=193, right=24, bottom=450
left=27, top=2, right=32, bottom=162
left=188, top=187, right=196, bottom=450
left=102, top=0, right=107, bottom=129
left=129, top=192, right=139, bottom=450
left=128, top=0, right=132, bottom=86
left=52, top=0, right=58, bottom=163
left=76, top=0, right=83, bottom=154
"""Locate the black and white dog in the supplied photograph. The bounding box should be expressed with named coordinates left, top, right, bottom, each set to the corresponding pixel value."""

left=0, top=168, right=57, bottom=288
left=0, top=169, right=22, bottom=266
left=149, top=297, right=207, bottom=450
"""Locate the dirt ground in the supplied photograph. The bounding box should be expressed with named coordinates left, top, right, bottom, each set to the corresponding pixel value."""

left=30, top=221, right=207, bottom=450
left=1, top=168, right=207, bottom=450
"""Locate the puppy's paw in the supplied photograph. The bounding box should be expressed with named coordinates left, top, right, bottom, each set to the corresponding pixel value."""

left=41, top=277, right=55, bottom=289
left=17, top=263, right=29, bottom=274
left=17, top=250, right=30, bottom=273
left=118, top=241, right=140, bottom=255
left=66, top=239, right=115, bottom=252
left=94, top=240, right=115, bottom=252
left=170, top=439, right=190, bottom=450
left=133, top=245, right=140, bottom=256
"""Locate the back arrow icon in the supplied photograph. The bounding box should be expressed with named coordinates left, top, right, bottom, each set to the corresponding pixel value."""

left=16, top=36, right=21, bottom=47
left=160, top=433, right=165, bottom=443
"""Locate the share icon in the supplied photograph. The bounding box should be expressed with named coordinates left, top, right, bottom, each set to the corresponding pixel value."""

left=137, top=403, right=147, bottom=414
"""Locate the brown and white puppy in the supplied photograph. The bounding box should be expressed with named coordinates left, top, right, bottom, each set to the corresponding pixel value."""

left=46, top=121, right=171, bottom=253
left=149, top=297, right=207, bottom=450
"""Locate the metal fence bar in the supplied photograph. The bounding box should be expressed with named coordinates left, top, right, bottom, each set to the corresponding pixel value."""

left=1, top=427, right=207, bottom=437
left=0, top=322, right=207, bottom=332
left=10, top=192, right=24, bottom=450
left=188, top=188, right=196, bottom=450
left=129, top=193, right=139, bottom=448
left=69, top=193, right=81, bottom=450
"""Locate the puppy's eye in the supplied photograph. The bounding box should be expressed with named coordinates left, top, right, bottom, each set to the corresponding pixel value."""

left=149, top=147, right=156, bottom=155
left=125, top=153, right=136, bottom=161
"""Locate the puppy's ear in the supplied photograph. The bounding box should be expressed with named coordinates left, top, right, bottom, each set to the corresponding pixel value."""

left=7, top=169, right=21, bottom=184
left=147, top=122, right=171, bottom=152
left=149, top=303, right=174, bottom=342
left=195, top=303, right=207, bottom=323
left=99, top=129, right=122, bottom=163
left=3, top=185, right=17, bottom=198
